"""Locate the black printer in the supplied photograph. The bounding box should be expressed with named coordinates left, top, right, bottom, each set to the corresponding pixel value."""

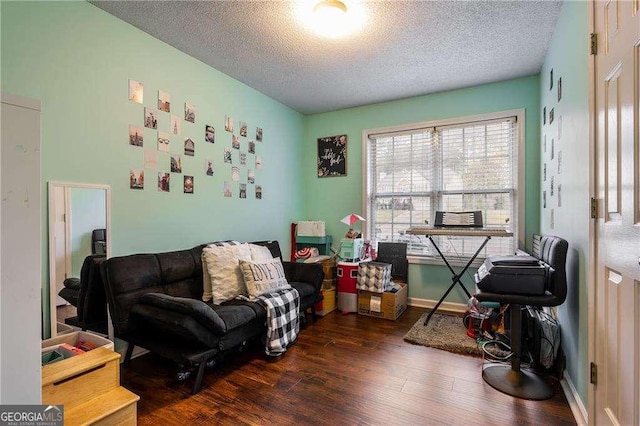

left=475, top=255, right=548, bottom=296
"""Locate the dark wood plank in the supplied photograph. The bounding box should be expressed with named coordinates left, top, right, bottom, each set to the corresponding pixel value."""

left=121, top=307, right=577, bottom=425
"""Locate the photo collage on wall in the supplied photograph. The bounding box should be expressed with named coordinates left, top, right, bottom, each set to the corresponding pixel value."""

left=541, top=68, right=563, bottom=229
left=127, top=79, right=264, bottom=199
left=223, top=114, right=264, bottom=199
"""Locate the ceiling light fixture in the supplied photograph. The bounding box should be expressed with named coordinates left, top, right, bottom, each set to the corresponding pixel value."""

left=312, top=0, right=349, bottom=38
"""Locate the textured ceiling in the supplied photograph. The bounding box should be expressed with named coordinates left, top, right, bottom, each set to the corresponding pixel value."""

left=90, top=1, right=563, bottom=115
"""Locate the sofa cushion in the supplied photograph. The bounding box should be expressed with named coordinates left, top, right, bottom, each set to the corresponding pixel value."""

left=248, top=244, right=273, bottom=262
left=138, top=293, right=227, bottom=335
left=239, top=257, right=291, bottom=297
left=289, top=281, right=315, bottom=300
left=202, top=243, right=252, bottom=303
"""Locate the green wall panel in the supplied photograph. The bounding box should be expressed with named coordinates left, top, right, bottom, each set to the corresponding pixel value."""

left=539, top=0, right=589, bottom=408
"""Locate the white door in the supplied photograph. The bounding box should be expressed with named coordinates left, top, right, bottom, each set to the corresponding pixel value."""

left=593, top=0, right=640, bottom=424
left=1, top=93, right=42, bottom=404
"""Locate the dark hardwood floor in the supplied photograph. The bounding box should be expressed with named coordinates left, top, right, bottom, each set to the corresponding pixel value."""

left=121, top=306, right=576, bottom=425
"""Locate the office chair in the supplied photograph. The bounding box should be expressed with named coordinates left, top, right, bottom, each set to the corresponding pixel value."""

left=474, top=234, right=568, bottom=400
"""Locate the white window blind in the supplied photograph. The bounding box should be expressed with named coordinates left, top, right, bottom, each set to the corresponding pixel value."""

left=366, top=115, right=518, bottom=260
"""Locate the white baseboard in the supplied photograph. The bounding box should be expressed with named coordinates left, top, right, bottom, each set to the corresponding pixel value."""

left=408, top=297, right=467, bottom=314
left=561, top=375, right=588, bottom=426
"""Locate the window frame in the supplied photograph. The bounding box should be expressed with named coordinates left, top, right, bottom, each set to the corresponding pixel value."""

left=361, top=109, right=526, bottom=265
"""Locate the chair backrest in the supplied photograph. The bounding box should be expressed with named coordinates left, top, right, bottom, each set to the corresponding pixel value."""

left=532, top=234, right=568, bottom=305
left=92, top=228, right=106, bottom=255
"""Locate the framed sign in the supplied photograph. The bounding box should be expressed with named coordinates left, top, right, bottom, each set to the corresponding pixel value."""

left=317, top=134, right=347, bottom=177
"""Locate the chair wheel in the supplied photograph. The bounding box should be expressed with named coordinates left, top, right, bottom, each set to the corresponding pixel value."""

left=177, top=370, right=191, bottom=382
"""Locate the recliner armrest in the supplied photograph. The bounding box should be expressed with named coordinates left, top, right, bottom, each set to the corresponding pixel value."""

left=138, top=293, right=226, bottom=335
left=63, top=277, right=81, bottom=290
left=282, top=262, right=324, bottom=299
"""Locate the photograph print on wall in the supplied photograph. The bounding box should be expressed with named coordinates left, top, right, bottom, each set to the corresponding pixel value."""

left=248, top=140, right=255, bottom=154
left=158, top=172, right=170, bottom=192
left=256, top=185, right=262, bottom=200
left=558, top=151, right=562, bottom=174
left=184, top=175, right=194, bottom=194
left=256, top=127, right=263, bottom=142
left=543, top=190, right=547, bottom=208
left=256, top=155, right=262, bottom=169
left=544, top=163, right=547, bottom=181
left=184, top=138, right=195, bottom=157
left=558, top=116, right=562, bottom=140
left=232, top=134, right=240, bottom=149
left=158, top=90, right=170, bottom=113
left=239, top=183, right=246, bottom=199
left=171, top=115, right=182, bottom=135
left=549, top=108, right=555, bottom=124
left=543, top=107, right=546, bottom=125
left=144, top=149, right=158, bottom=169
left=225, top=115, right=233, bottom=133
left=205, top=159, right=215, bottom=176
left=129, top=124, right=144, bottom=147
left=144, top=107, right=158, bottom=129
left=248, top=169, right=255, bottom=184
left=550, top=208, right=555, bottom=229
left=224, top=147, right=232, bottom=164
left=232, top=166, right=240, bottom=182
left=551, top=176, right=554, bottom=196
left=239, top=121, right=247, bottom=137
left=240, top=152, right=247, bottom=166
left=549, top=68, right=553, bottom=91
left=551, top=138, right=555, bottom=160
left=171, top=154, right=182, bottom=173
left=157, top=132, right=170, bottom=152
left=184, top=103, right=196, bottom=123
left=223, top=181, right=232, bottom=198
left=557, top=77, right=562, bottom=102
left=558, top=184, right=562, bottom=207
left=128, top=79, right=143, bottom=104
left=205, top=125, right=215, bottom=143
left=130, top=169, right=144, bottom=190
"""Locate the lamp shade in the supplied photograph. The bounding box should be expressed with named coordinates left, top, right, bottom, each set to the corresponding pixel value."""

left=340, top=213, right=366, bottom=226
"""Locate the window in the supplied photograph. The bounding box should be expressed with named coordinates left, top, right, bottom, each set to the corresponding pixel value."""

left=364, top=111, right=522, bottom=261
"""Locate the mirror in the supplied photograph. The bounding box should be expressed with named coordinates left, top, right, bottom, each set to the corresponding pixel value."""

left=47, top=182, right=111, bottom=338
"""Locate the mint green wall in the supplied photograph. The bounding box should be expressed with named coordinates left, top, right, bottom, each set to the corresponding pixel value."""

left=540, top=1, right=589, bottom=408
left=304, top=76, right=541, bottom=304
left=70, top=188, right=106, bottom=277
left=1, top=2, right=305, bottom=337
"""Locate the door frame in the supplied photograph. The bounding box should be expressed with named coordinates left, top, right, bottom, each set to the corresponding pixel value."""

left=587, top=1, right=596, bottom=424
left=47, top=181, right=111, bottom=338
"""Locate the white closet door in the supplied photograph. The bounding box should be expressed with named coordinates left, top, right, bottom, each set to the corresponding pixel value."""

left=1, top=93, right=42, bottom=404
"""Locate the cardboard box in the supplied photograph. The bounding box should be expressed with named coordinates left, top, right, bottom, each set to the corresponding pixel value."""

left=42, top=330, right=114, bottom=352
left=314, top=287, right=336, bottom=316
left=358, top=282, right=408, bottom=320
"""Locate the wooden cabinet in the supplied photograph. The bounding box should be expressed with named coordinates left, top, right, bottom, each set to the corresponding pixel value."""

left=42, top=348, right=139, bottom=425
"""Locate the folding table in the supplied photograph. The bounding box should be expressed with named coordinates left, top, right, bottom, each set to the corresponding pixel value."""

left=406, top=227, right=513, bottom=325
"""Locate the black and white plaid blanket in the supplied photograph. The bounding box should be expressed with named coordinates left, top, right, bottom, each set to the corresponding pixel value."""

left=256, top=288, right=300, bottom=356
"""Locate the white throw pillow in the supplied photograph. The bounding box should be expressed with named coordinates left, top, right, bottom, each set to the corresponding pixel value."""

left=202, top=243, right=252, bottom=303
left=240, top=257, right=291, bottom=298
left=249, top=244, right=274, bottom=262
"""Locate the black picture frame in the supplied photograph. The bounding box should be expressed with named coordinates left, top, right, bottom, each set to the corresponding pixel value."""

left=317, top=134, right=347, bottom=177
